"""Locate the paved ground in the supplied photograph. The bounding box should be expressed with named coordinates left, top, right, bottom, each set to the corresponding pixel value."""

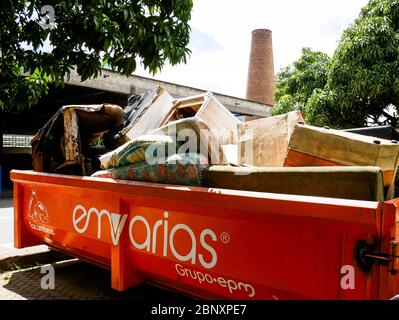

left=0, top=198, right=14, bottom=245
left=0, top=259, right=190, bottom=300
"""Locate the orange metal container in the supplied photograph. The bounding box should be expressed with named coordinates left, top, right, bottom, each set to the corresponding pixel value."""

left=10, top=170, right=399, bottom=300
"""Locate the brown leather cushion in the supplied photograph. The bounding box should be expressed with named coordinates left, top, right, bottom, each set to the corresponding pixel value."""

left=202, top=166, right=385, bottom=202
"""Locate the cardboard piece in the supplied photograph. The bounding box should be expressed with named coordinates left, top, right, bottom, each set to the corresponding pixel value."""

left=238, top=111, right=305, bottom=167
left=159, top=92, right=240, bottom=146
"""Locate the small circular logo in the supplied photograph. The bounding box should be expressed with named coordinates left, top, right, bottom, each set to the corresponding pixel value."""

left=220, top=232, right=230, bottom=244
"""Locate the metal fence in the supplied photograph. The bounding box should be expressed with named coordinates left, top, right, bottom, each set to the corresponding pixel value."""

left=3, top=134, right=33, bottom=148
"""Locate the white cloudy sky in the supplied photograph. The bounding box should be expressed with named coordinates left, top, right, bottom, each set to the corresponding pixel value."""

left=134, top=0, right=369, bottom=99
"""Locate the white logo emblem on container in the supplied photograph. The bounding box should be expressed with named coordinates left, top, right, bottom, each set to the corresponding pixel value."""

left=28, top=187, right=49, bottom=224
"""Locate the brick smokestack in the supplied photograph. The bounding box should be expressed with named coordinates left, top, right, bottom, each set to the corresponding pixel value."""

left=246, top=29, right=275, bottom=106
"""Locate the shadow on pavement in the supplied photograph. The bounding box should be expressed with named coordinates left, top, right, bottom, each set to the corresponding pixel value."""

left=0, top=198, right=13, bottom=209
left=2, top=260, right=191, bottom=300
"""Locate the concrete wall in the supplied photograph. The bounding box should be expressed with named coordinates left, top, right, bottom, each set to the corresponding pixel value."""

left=67, top=69, right=272, bottom=118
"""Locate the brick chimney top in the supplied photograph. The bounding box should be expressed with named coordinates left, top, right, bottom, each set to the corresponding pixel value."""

left=252, top=29, right=272, bottom=33
left=246, top=29, right=275, bottom=107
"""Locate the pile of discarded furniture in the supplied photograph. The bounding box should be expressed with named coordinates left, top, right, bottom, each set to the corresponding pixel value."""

left=31, top=86, right=399, bottom=201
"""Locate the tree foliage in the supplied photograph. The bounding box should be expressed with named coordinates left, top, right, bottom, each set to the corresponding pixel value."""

left=0, top=0, right=193, bottom=112
left=274, top=0, right=399, bottom=128
left=273, top=48, right=331, bottom=118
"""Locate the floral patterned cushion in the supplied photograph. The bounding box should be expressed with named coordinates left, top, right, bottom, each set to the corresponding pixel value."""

left=99, top=134, right=179, bottom=169
left=92, top=153, right=208, bottom=187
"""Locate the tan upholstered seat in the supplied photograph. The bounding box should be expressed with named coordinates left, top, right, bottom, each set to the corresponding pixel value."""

left=202, top=166, right=386, bottom=202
